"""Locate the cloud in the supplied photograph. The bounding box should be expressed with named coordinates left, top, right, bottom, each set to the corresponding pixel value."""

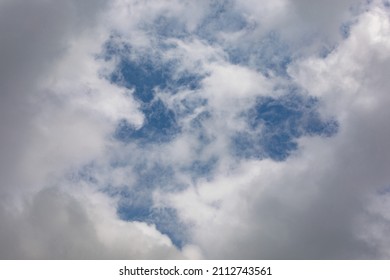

left=162, top=1, right=390, bottom=259
left=289, top=0, right=361, bottom=37
left=1, top=0, right=390, bottom=260
left=0, top=187, right=183, bottom=259
left=0, top=0, right=184, bottom=259
left=0, top=0, right=107, bottom=195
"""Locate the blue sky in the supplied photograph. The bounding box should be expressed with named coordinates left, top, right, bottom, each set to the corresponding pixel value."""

left=1, top=0, right=390, bottom=259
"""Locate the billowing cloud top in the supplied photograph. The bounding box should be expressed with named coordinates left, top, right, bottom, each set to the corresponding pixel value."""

left=1, top=0, right=390, bottom=259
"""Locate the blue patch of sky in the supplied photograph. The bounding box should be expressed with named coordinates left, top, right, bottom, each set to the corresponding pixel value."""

left=110, top=55, right=202, bottom=102
left=115, top=163, right=174, bottom=220
left=111, top=58, right=171, bottom=103
left=117, top=205, right=189, bottom=249
left=111, top=157, right=210, bottom=247
left=149, top=207, right=189, bottom=249
left=115, top=99, right=179, bottom=144
left=117, top=189, right=153, bottom=223
left=118, top=203, right=188, bottom=248
left=108, top=45, right=203, bottom=144
left=232, top=92, right=338, bottom=161
left=115, top=162, right=189, bottom=248
left=100, top=34, right=131, bottom=61
left=101, top=39, right=219, bottom=247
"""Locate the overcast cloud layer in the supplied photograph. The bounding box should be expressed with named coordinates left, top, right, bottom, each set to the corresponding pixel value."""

left=1, top=0, right=390, bottom=259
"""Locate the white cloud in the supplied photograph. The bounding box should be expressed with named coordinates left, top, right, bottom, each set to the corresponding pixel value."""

left=0, top=0, right=183, bottom=259
left=160, top=1, right=390, bottom=259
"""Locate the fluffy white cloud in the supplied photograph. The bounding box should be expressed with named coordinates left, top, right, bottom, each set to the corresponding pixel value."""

left=161, top=1, right=390, bottom=259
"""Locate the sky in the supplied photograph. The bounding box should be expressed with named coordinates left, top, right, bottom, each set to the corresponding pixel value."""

left=1, top=0, right=390, bottom=259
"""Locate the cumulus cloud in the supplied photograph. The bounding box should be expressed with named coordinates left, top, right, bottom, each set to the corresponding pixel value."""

left=0, top=0, right=184, bottom=259
left=163, top=1, right=390, bottom=259
left=0, top=187, right=183, bottom=259
left=0, top=0, right=106, bottom=195
left=1, top=0, right=390, bottom=260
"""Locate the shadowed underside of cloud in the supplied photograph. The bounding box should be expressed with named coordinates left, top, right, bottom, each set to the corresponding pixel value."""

left=1, top=0, right=390, bottom=260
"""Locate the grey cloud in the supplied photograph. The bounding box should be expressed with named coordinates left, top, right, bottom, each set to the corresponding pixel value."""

left=0, top=188, right=183, bottom=259
left=290, top=0, right=360, bottom=34
left=165, top=3, right=390, bottom=259
left=0, top=0, right=107, bottom=195
left=1, top=0, right=390, bottom=260
left=0, top=0, right=186, bottom=260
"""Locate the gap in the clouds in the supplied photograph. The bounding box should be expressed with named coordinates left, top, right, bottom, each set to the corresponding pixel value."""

left=67, top=162, right=191, bottom=249
left=111, top=56, right=202, bottom=102
left=114, top=163, right=188, bottom=248
left=115, top=99, right=180, bottom=144
left=118, top=202, right=188, bottom=249
left=113, top=163, right=205, bottom=249
left=232, top=92, right=338, bottom=161
left=100, top=39, right=218, bottom=248
left=106, top=44, right=203, bottom=144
